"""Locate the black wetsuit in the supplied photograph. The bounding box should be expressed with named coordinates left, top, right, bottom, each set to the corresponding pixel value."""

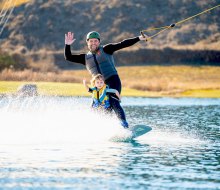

left=64, top=37, right=140, bottom=123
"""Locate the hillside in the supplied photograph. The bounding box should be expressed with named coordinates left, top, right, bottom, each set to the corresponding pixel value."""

left=0, top=0, right=220, bottom=70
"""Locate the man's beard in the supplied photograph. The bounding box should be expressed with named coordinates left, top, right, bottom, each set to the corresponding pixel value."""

left=89, top=45, right=99, bottom=53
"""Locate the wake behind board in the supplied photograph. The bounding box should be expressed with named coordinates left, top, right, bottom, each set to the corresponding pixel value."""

left=110, top=124, right=152, bottom=142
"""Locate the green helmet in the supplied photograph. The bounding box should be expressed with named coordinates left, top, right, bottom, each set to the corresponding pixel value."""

left=86, top=31, right=100, bottom=41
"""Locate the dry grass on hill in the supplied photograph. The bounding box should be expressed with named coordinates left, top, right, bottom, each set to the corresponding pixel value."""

left=1, top=66, right=220, bottom=94
left=118, top=66, right=220, bottom=94
left=0, top=69, right=81, bottom=83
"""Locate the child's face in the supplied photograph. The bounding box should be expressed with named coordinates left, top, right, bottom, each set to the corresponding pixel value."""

left=94, top=79, right=104, bottom=89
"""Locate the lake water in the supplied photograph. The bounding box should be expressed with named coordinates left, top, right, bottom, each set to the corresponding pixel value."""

left=0, top=96, right=219, bottom=190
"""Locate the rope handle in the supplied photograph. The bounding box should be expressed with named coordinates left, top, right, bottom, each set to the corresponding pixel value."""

left=140, top=31, right=148, bottom=41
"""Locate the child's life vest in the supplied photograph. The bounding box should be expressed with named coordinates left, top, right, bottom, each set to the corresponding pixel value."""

left=88, top=84, right=118, bottom=109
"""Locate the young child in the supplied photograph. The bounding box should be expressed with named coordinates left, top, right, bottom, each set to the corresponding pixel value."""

left=83, top=74, right=121, bottom=111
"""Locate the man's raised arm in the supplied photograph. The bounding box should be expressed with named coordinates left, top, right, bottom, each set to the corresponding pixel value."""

left=64, top=32, right=86, bottom=64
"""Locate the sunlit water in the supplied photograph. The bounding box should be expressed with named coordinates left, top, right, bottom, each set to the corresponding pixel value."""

left=0, top=96, right=219, bottom=190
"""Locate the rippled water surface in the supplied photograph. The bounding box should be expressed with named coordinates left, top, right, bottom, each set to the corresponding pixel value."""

left=0, top=96, right=219, bottom=190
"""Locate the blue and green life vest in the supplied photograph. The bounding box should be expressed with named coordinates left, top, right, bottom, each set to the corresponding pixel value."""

left=90, top=84, right=110, bottom=109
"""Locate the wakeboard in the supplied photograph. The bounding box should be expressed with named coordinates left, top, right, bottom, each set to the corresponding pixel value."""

left=110, top=124, right=152, bottom=142
left=130, top=124, right=152, bottom=138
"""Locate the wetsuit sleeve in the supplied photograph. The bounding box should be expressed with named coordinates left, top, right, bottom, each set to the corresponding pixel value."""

left=106, top=89, right=118, bottom=94
left=88, top=88, right=93, bottom=93
left=106, top=89, right=121, bottom=102
left=103, top=37, right=140, bottom=54
left=64, top=45, right=86, bottom=65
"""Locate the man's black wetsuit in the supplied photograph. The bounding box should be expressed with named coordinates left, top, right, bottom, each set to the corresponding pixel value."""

left=64, top=37, right=140, bottom=126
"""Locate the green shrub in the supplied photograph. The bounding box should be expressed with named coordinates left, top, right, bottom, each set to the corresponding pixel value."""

left=0, top=53, right=16, bottom=71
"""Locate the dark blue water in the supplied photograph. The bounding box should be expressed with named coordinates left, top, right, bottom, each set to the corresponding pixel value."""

left=0, top=96, right=219, bottom=190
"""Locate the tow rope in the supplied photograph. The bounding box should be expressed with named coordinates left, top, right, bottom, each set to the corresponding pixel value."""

left=140, top=4, right=220, bottom=41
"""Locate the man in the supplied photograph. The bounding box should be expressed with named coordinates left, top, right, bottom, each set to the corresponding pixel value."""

left=64, top=31, right=146, bottom=128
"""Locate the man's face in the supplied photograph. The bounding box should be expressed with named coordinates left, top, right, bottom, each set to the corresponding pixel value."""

left=94, top=79, right=104, bottom=89
left=87, top=38, right=100, bottom=52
